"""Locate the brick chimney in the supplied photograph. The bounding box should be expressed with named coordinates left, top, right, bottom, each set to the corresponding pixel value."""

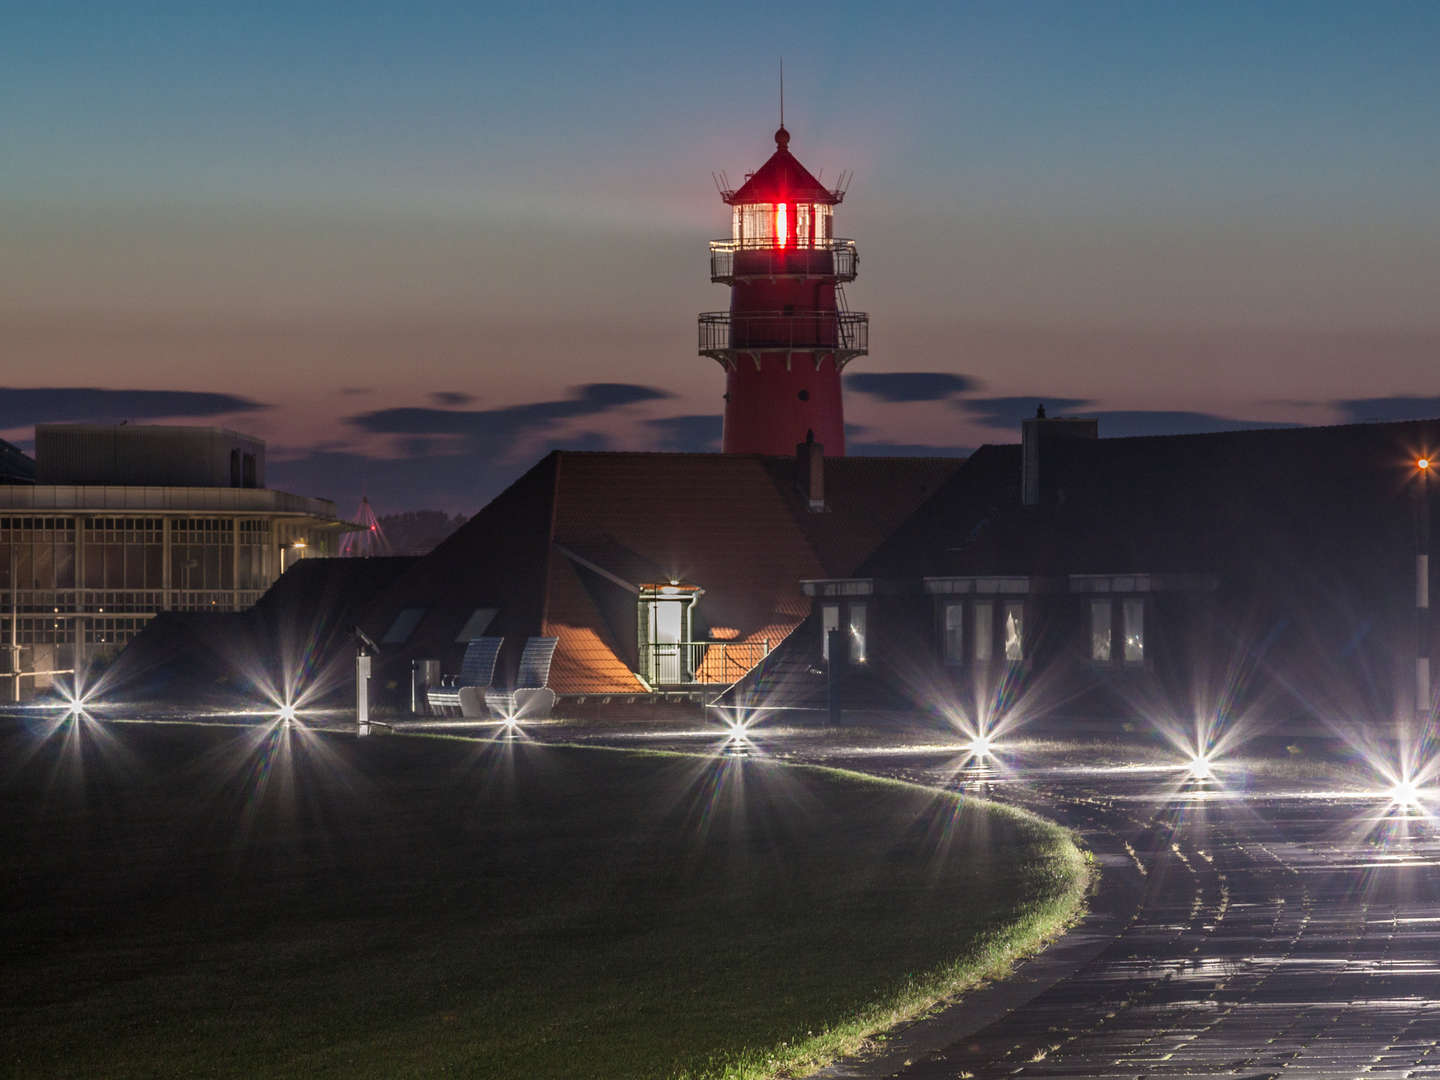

left=796, top=430, right=825, bottom=512
left=1021, top=405, right=1098, bottom=506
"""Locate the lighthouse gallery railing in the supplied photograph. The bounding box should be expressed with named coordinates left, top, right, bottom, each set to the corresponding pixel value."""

left=697, top=310, right=869, bottom=358
left=709, top=238, right=857, bottom=284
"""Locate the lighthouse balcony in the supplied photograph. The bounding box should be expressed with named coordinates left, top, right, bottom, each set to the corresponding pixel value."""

left=697, top=310, right=869, bottom=367
left=709, top=238, right=858, bottom=285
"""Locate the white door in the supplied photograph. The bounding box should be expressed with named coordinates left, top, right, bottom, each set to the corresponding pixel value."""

left=653, top=600, right=684, bottom=683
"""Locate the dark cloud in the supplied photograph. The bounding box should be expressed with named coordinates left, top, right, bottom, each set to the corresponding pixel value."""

left=1084, top=411, right=1296, bottom=438
left=0, top=388, right=268, bottom=429
left=645, top=415, right=722, bottom=452
left=954, top=397, right=1294, bottom=438
left=846, top=372, right=982, bottom=403
left=350, top=382, right=672, bottom=444
left=1332, top=396, right=1440, bottom=424
left=270, top=430, right=616, bottom=518
left=429, top=391, right=475, bottom=407
left=277, top=385, right=671, bottom=513
left=954, top=396, right=1094, bottom=430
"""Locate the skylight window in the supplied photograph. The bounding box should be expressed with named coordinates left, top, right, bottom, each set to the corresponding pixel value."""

left=454, top=607, right=498, bottom=642
left=382, top=608, right=425, bottom=645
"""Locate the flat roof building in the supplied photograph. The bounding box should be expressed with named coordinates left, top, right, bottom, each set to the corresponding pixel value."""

left=1, top=424, right=352, bottom=699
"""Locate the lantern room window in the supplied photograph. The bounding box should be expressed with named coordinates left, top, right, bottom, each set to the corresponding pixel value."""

left=731, top=202, right=833, bottom=248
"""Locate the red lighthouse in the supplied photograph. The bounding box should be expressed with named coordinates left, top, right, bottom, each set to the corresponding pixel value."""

left=699, top=127, right=868, bottom=455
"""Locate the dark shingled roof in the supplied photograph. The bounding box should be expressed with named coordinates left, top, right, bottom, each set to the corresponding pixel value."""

left=718, top=416, right=1440, bottom=713
left=108, top=556, right=418, bottom=705
left=359, top=451, right=962, bottom=697
left=859, top=418, right=1440, bottom=584
left=0, top=438, right=36, bottom=484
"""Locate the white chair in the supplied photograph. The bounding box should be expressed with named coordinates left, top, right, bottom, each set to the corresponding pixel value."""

left=426, top=637, right=503, bottom=718
left=485, top=636, right=558, bottom=720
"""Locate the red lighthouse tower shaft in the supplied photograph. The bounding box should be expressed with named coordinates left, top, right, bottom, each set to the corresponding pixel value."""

left=699, top=128, right=868, bottom=455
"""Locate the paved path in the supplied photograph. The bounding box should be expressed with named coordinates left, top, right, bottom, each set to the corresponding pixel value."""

left=538, top=722, right=1440, bottom=1080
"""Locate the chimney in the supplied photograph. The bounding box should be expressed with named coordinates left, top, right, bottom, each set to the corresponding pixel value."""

left=796, top=429, right=825, bottom=512
left=1021, top=404, right=1098, bottom=506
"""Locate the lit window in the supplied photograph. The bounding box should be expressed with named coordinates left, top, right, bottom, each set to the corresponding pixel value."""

left=943, top=601, right=964, bottom=665
left=973, top=600, right=993, bottom=662
left=1090, top=599, right=1112, bottom=662
left=775, top=202, right=788, bottom=248
left=821, top=603, right=840, bottom=660
left=1003, top=602, right=1024, bottom=661
left=849, top=602, right=867, bottom=664
left=1123, top=598, right=1145, bottom=663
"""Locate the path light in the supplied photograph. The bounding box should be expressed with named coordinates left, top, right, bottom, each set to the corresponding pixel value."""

left=1390, top=777, right=1423, bottom=813
left=967, top=733, right=994, bottom=758
left=1188, top=753, right=1214, bottom=782
left=722, top=720, right=751, bottom=756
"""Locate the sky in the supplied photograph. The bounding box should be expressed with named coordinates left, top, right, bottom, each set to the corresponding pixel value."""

left=5, top=3, right=1440, bottom=515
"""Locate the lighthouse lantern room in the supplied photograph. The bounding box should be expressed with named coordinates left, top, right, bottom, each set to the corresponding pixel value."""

left=699, top=126, right=868, bottom=455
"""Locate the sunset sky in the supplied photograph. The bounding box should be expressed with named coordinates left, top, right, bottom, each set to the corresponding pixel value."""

left=6, top=4, right=1440, bottom=515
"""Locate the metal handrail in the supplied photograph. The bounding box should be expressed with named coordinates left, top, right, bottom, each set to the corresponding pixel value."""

left=710, top=237, right=856, bottom=252
left=698, top=311, right=869, bottom=356
left=709, top=238, right=857, bottom=284
left=641, top=640, right=770, bottom=686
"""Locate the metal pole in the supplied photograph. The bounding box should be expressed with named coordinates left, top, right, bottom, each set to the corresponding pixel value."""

left=10, top=545, right=19, bottom=703
left=356, top=651, right=371, bottom=736
left=826, top=628, right=846, bottom=727
left=1418, top=464, right=1431, bottom=727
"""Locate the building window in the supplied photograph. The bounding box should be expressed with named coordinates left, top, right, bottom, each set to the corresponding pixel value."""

left=943, top=601, right=964, bottom=665
left=849, top=602, right=867, bottom=664
left=1003, top=601, right=1024, bottom=661
left=1123, top=598, right=1145, bottom=663
left=973, top=600, right=993, bottom=662
left=1090, top=599, right=1112, bottom=662
left=821, top=603, right=840, bottom=660
left=230, top=450, right=241, bottom=487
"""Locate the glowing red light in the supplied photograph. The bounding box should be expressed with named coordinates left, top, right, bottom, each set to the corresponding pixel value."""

left=775, top=202, right=787, bottom=249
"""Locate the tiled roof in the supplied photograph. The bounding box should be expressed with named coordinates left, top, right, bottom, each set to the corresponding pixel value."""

left=727, top=136, right=838, bottom=206
left=356, top=450, right=957, bottom=698
left=860, top=417, right=1440, bottom=585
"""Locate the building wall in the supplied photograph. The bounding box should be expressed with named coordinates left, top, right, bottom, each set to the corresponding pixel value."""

left=0, top=510, right=335, bottom=696
left=36, top=426, right=266, bottom=488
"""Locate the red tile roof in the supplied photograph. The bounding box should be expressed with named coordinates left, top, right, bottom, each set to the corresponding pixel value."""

left=360, top=451, right=962, bottom=698
left=726, top=131, right=839, bottom=206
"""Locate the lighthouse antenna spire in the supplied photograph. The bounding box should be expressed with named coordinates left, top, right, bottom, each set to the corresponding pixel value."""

left=779, top=58, right=784, bottom=129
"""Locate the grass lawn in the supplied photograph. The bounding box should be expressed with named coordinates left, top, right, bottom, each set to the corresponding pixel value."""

left=0, top=718, right=1086, bottom=1079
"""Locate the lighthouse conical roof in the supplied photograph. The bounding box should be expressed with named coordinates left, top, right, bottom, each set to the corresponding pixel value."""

left=725, top=127, right=842, bottom=206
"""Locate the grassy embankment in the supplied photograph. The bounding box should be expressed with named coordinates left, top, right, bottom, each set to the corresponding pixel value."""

left=0, top=720, right=1087, bottom=1079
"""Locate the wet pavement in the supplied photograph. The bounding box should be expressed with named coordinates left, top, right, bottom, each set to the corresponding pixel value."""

left=524, top=718, right=1440, bottom=1080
